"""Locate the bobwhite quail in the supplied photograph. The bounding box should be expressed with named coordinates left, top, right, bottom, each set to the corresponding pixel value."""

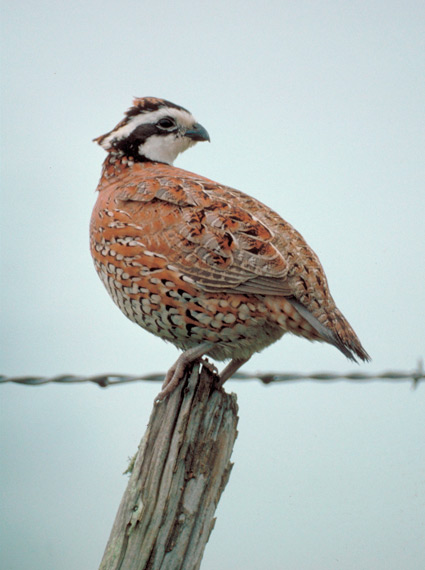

left=90, top=97, right=370, bottom=400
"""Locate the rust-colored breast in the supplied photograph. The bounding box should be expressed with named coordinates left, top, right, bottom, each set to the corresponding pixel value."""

left=90, top=155, right=366, bottom=362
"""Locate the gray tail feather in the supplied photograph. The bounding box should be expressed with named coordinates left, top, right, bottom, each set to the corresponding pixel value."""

left=288, top=299, right=371, bottom=363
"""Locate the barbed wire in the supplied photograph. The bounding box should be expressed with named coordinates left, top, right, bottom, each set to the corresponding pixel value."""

left=0, top=360, right=423, bottom=389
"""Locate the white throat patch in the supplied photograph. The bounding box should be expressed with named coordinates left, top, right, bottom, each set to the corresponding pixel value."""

left=139, top=133, right=196, bottom=164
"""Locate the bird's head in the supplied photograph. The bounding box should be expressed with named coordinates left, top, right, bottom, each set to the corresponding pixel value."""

left=94, top=97, right=210, bottom=165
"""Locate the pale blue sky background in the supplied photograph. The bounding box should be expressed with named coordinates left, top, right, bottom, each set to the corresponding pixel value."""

left=1, top=1, right=424, bottom=569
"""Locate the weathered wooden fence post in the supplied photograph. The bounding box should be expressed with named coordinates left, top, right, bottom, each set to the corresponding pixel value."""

left=99, top=363, right=239, bottom=570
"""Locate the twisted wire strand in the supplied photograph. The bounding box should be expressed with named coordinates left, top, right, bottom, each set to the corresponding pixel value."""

left=1, top=360, right=423, bottom=388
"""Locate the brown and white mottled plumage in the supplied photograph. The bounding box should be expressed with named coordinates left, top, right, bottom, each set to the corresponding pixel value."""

left=90, top=97, right=370, bottom=399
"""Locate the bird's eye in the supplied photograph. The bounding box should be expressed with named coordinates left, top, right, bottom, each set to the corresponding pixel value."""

left=157, top=117, right=176, bottom=130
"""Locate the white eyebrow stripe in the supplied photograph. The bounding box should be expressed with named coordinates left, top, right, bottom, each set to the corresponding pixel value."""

left=100, top=107, right=196, bottom=149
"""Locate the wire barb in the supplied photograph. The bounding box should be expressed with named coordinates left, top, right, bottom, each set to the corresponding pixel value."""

left=0, top=361, right=423, bottom=388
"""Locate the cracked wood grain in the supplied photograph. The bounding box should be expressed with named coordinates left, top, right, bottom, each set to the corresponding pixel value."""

left=99, top=363, right=239, bottom=570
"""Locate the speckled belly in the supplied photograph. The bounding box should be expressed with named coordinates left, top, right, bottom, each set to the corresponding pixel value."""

left=92, top=256, right=285, bottom=361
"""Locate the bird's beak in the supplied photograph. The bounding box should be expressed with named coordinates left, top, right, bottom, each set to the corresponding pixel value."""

left=184, top=123, right=210, bottom=142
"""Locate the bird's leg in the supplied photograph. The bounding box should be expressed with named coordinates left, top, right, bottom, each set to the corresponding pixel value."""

left=156, top=342, right=214, bottom=402
left=217, top=357, right=250, bottom=388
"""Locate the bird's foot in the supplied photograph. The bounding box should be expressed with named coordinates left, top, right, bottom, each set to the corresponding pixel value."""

left=155, top=343, right=213, bottom=402
left=200, top=357, right=219, bottom=376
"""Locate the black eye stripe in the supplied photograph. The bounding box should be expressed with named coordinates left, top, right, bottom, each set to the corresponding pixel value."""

left=133, top=123, right=158, bottom=139
left=111, top=120, right=177, bottom=162
left=157, top=117, right=177, bottom=129
left=112, top=123, right=156, bottom=157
